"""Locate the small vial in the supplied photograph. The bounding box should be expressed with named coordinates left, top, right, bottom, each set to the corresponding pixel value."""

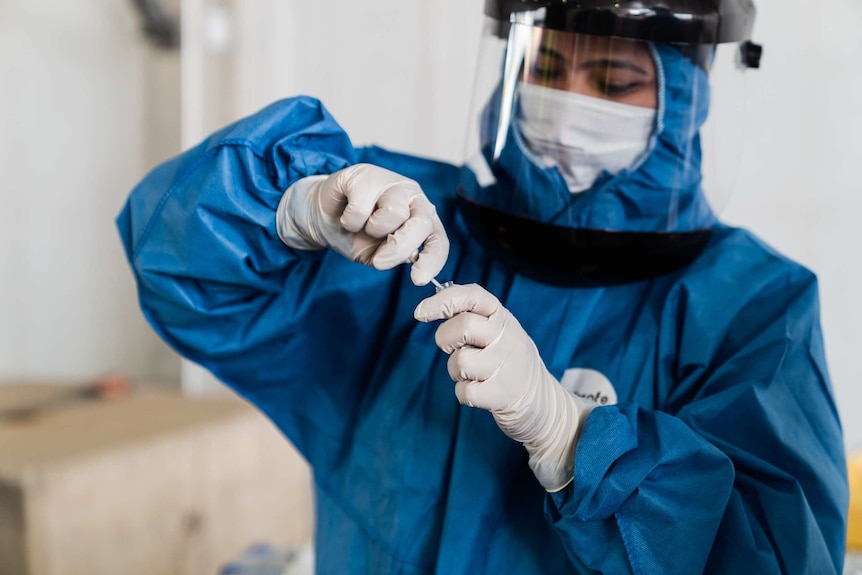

left=408, top=253, right=452, bottom=292
left=432, top=279, right=454, bottom=293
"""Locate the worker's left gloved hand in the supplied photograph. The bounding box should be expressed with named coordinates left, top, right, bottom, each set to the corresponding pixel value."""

left=414, top=283, right=595, bottom=492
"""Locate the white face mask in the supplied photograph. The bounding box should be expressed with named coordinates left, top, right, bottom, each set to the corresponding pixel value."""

left=516, top=83, right=656, bottom=193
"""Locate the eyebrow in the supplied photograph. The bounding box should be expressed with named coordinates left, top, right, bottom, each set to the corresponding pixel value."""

left=579, top=58, right=650, bottom=76
left=537, top=46, right=650, bottom=76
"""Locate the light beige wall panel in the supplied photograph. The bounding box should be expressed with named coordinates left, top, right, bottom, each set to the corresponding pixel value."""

left=0, top=385, right=313, bottom=575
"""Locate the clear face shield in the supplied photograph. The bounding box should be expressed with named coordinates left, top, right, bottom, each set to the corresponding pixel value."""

left=457, top=4, right=761, bottom=285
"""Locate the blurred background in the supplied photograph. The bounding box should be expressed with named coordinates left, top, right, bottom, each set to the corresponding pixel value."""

left=0, top=0, right=860, bottom=573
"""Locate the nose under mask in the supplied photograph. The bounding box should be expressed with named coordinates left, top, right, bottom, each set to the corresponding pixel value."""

left=516, top=83, right=657, bottom=193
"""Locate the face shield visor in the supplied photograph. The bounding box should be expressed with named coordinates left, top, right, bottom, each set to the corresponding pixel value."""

left=458, top=1, right=762, bottom=286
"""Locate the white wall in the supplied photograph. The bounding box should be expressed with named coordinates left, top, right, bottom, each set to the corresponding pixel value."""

left=0, top=0, right=182, bottom=384
left=720, top=0, right=862, bottom=451
left=1, top=0, right=859, bottom=450
left=211, top=1, right=485, bottom=164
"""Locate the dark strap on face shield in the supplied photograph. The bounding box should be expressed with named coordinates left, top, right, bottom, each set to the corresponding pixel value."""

left=671, top=41, right=762, bottom=71
left=485, top=0, right=757, bottom=45
left=456, top=192, right=713, bottom=287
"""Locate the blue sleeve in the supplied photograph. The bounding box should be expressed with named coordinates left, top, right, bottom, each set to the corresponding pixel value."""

left=545, top=267, right=848, bottom=574
left=116, top=96, right=406, bottom=463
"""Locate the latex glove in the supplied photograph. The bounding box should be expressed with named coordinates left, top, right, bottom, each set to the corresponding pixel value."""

left=276, top=163, right=448, bottom=286
left=414, top=283, right=594, bottom=492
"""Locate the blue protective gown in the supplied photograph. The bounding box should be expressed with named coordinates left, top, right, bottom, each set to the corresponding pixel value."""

left=118, top=97, right=848, bottom=573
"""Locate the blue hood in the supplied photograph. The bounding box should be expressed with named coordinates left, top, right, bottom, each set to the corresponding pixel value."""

left=462, top=43, right=716, bottom=233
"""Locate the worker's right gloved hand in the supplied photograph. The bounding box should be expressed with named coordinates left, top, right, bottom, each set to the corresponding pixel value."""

left=276, top=164, right=449, bottom=286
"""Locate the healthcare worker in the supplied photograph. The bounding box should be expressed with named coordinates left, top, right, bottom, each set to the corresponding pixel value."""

left=118, top=1, right=849, bottom=573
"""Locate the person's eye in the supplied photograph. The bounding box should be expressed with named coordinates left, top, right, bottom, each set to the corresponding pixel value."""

left=593, top=71, right=644, bottom=97
left=596, top=80, right=642, bottom=97
left=530, top=60, right=563, bottom=81
left=529, top=48, right=569, bottom=82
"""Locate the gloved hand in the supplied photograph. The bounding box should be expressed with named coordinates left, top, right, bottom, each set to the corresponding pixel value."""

left=414, top=283, right=595, bottom=492
left=276, top=163, right=449, bottom=286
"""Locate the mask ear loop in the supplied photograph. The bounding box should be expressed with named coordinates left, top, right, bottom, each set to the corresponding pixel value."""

left=492, top=21, right=530, bottom=162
